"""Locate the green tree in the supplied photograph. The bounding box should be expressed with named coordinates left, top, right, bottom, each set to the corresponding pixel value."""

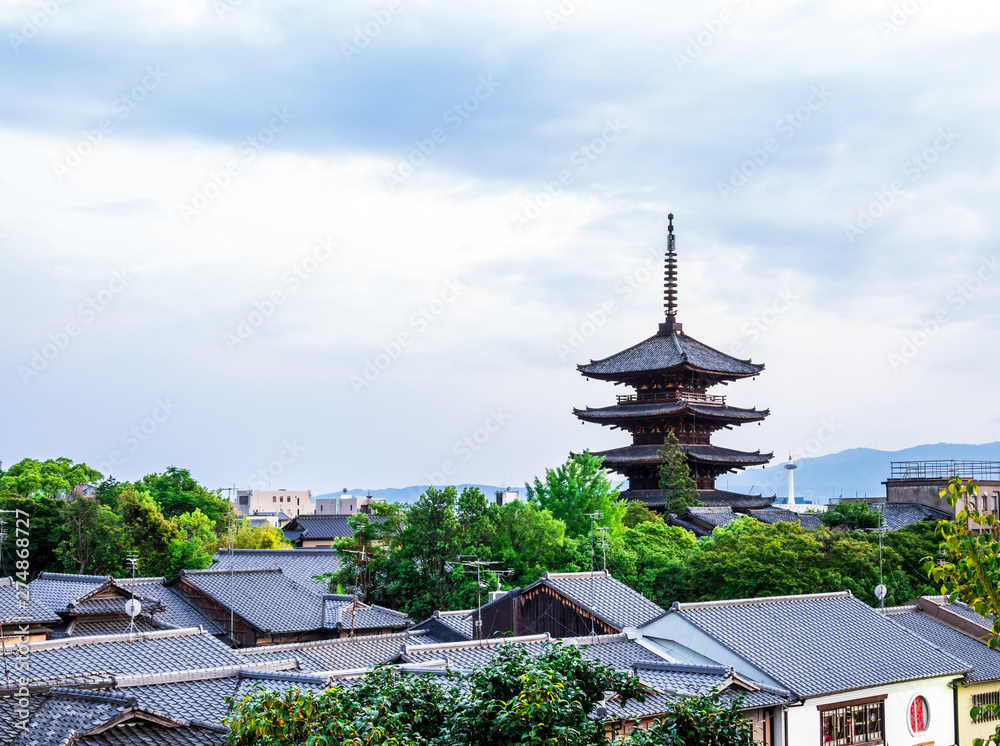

left=927, top=477, right=1000, bottom=745
left=0, top=495, right=66, bottom=578
left=117, top=485, right=180, bottom=578
left=819, top=501, right=881, bottom=530
left=487, top=500, right=566, bottom=589
left=684, top=517, right=829, bottom=601
left=165, top=509, right=218, bottom=576
left=56, top=497, right=123, bottom=575
left=0, top=457, right=102, bottom=498
left=233, top=521, right=293, bottom=549
left=529, top=452, right=626, bottom=539
left=609, top=521, right=697, bottom=607
left=657, top=432, right=701, bottom=515
left=226, top=642, right=645, bottom=746
left=391, top=486, right=463, bottom=619
left=623, top=500, right=662, bottom=528
left=619, top=691, right=757, bottom=746
left=136, top=467, right=231, bottom=531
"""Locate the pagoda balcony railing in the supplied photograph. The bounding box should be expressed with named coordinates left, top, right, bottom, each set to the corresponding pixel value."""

left=615, top=391, right=726, bottom=406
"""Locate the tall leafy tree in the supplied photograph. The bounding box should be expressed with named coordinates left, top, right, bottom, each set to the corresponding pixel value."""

left=529, top=451, right=626, bottom=539
left=392, top=486, right=463, bottom=619
left=56, top=497, right=123, bottom=575
left=226, top=643, right=645, bottom=746
left=233, top=521, right=292, bottom=549
left=927, top=477, right=1000, bottom=745
left=657, top=432, right=701, bottom=514
left=0, top=495, right=65, bottom=578
left=0, top=457, right=102, bottom=498
left=819, top=500, right=881, bottom=530
left=165, top=509, right=219, bottom=577
left=623, top=500, right=662, bottom=528
left=117, top=485, right=180, bottom=578
left=136, top=466, right=231, bottom=530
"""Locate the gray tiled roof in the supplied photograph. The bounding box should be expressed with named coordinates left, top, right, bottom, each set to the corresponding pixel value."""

left=937, top=599, right=995, bottom=629
left=9, top=689, right=135, bottom=746
left=626, top=489, right=774, bottom=511
left=25, top=575, right=222, bottom=635
left=879, top=503, right=950, bottom=531
left=574, top=402, right=767, bottom=423
left=282, top=515, right=387, bottom=542
left=436, top=611, right=475, bottom=639
left=28, top=574, right=109, bottom=613
left=578, top=331, right=763, bottom=379
left=632, top=661, right=791, bottom=709
left=175, top=569, right=321, bottom=634
left=537, top=571, right=666, bottom=630
left=747, top=508, right=824, bottom=530
left=664, top=514, right=709, bottom=537
left=237, top=630, right=432, bottom=673
left=322, top=597, right=409, bottom=631
left=593, top=444, right=772, bottom=468
left=0, top=583, right=62, bottom=625
left=685, top=506, right=739, bottom=528
left=887, top=610, right=1000, bottom=683
left=210, top=549, right=340, bottom=595
left=673, top=591, right=970, bottom=698
left=153, top=587, right=224, bottom=635
left=15, top=629, right=244, bottom=685
left=76, top=721, right=226, bottom=746
left=400, top=633, right=667, bottom=675
left=120, top=676, right=238, bottom=725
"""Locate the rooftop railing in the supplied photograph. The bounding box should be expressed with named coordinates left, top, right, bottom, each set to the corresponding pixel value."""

left=890, top=460, right=1000, bottom=481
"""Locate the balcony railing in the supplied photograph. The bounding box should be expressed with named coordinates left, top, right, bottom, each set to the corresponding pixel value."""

left=890, top=460, right=1000, bottom=481
left=615, top=390, right=726, bottom=406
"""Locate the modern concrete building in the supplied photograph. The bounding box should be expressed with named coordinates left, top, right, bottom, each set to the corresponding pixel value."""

left=882, top=460, right=1000, bottom=520
left=235, top=488, right=312, bottom=518
left=315, top=491, right=386, bottom=515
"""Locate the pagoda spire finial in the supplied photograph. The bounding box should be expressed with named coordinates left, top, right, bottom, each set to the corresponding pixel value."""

left=659, top=213, right=682, bottom=334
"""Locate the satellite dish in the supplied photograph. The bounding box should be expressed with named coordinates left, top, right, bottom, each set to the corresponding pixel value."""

left=125, top=599, right=142, bottom=618
left=874, top=584, right=887, bottom=602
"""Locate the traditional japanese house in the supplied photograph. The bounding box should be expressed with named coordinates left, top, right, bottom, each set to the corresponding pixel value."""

left=574, top=214, right=773, bottom=509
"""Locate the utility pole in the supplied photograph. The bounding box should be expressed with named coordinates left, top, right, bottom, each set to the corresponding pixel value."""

left=597, top=526, right=609, bottom=572
left=583, top=512, right=603, bottom=636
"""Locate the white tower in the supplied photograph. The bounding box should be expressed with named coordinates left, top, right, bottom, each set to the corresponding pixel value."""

left=784, top=452, right=797, bottom=505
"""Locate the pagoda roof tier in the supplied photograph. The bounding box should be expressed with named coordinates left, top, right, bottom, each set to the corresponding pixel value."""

left=577, top=329, right=763, bottom=383
left=621, top=488, right=775, bottom=511
left=573, top=401, right=768, bottom=425
left=592, top=443, right=773, bottom=469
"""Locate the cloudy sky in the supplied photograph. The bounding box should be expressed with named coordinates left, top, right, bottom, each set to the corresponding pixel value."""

left=2, top=0, right=999, bottom=495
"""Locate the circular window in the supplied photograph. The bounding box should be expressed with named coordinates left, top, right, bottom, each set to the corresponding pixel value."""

left=909, top=695, right=930, bottom=734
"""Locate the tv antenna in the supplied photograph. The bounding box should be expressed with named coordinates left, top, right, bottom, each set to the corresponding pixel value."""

left=873, top=504, right=888, bottom=608
left=456, top=556, right=507, bottom=640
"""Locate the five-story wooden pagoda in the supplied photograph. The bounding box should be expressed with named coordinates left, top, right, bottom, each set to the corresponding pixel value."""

left=573, top=214, right=773, bottom=509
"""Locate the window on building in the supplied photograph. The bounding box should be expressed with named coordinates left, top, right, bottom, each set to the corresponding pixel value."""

left=280, top=496, right=284, bottom=502
left=320, top=504, right=324, bottom=512
left=907, top=695, right=929, bottom=734
left=819, top=696, right=885, bottom=745
left=973, top=691, right=1000, bottom=722
left=273, top=496, right=276, bottom=503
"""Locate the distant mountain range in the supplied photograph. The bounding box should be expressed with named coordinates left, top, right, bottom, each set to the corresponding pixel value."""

left=723, top=442, right=1000, bottom=503
left=313, top=484, right=510, bottom=505
left=315, top=442, right=1000, bottom=506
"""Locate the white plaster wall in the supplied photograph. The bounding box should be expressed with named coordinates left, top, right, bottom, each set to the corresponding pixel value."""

left=786, top=677, right=958, bottom=746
